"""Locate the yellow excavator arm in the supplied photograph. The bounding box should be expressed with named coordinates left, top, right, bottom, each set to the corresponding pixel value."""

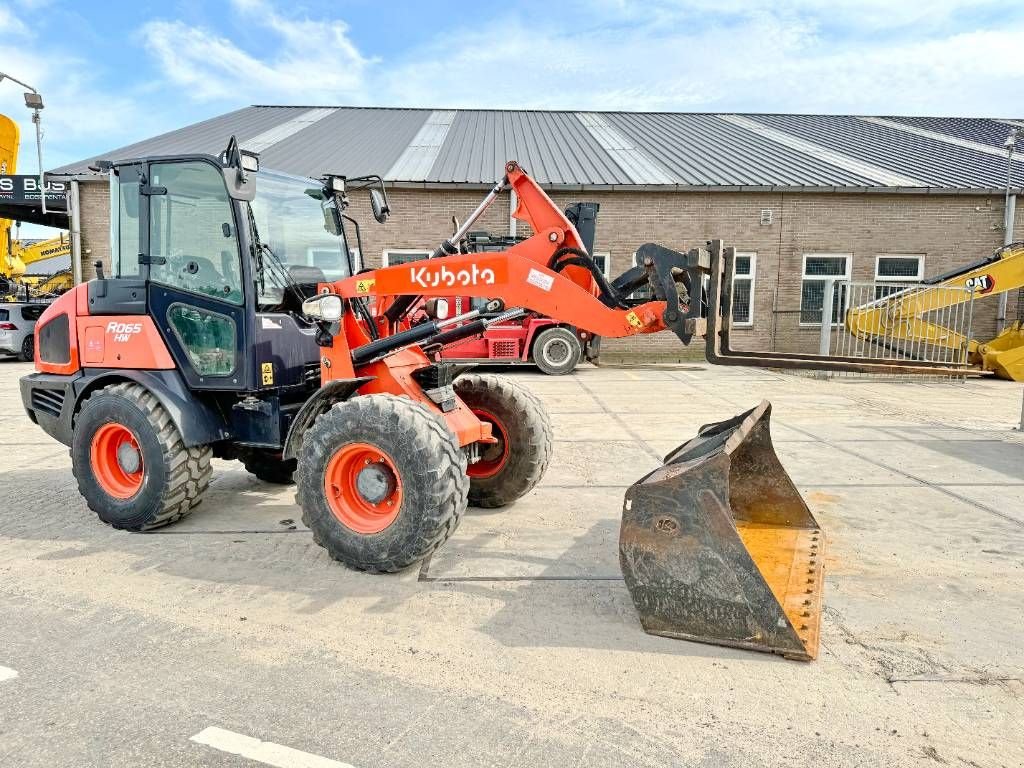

left=1, top=113, right=72, bottom=298
left=845, top=242, right=1024, bottom=380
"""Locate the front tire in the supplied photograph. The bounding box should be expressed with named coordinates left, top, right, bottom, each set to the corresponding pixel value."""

left=454, top=373, right=553, bottom=508
left=532, top=326, right=581, bottom=375
left=296, top=394, right=469, bottom=573
left=19, top=334, right=34, bottom=362
left=71, top=383, right=212, bottom=530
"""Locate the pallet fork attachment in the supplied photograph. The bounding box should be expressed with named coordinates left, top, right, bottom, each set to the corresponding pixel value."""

left=702, top=240, right=979, bottom=377
left=620, top=402, right=823, bottom=660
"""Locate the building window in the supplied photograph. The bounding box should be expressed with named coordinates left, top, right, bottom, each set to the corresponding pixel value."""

left=630, top=252, right=652, bottom=300
left=592, top=252, right=611, bottom=277
left=800, top=254, right=851, bottom=325
left=874, top=254, right=924, bottom=299
left=383, top=250, right=430, bottom=267
left=732, top=252, right=756, bottom=326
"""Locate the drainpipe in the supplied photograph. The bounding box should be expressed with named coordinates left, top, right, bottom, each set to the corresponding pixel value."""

left=997, top=129, right=1018, bottom=333
left=69, top=179, right=82, bottom=285
left=508, top=188, right=517, bottom=238
left=997, top=194, right=1016, bottom=333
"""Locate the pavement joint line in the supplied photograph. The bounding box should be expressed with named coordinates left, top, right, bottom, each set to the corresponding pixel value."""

left=418, top=574, right=624, bottom=583
left=573, top=376, right=664, bottom=462
left=667, top=371, right=1024, bottom=528
left=781, top=422, right=1024, bottom=529
left=190, top=727, right=356, bottom=768
left=0, top=665, right=17, bottom=682
left=146, top=529, right=309, bottom=535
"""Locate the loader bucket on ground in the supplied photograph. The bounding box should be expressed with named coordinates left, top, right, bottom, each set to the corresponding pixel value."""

left=619, top=401, right=824, bottom=661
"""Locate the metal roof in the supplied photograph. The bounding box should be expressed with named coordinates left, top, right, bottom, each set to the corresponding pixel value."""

left=52, top=106, right=1024, bottom=194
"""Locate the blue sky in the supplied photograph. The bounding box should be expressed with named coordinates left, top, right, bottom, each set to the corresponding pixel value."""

left=1, top=0, right=1023, bottom=181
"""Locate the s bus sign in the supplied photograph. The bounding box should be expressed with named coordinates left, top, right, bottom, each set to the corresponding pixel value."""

left=0, top=174, right=68, bottom=210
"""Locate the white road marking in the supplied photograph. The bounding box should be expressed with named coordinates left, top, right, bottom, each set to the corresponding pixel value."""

left=190, top=727, right=357, bottom=768
left=0, top=666, right=18, bottom=682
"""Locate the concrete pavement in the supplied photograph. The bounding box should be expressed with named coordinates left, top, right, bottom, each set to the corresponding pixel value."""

left=1, top=357, right=1022, bottom=767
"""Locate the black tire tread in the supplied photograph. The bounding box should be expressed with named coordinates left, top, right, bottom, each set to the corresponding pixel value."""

left=532, top=326, right=581, bottom=376
left=295, top=394, right=468, bottom=573
left=74, top=382, right=212, bottom=530
left=455, top=373, right=552, bottom=508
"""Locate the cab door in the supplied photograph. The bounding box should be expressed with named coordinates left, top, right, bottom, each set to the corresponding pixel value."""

left=144, top=160, right=249, bottom=391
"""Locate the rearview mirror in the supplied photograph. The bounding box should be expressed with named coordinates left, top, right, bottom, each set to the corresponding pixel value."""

left=370, top=188, right=390, bottom=224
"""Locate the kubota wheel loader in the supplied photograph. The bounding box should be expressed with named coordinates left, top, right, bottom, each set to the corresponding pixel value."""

left=20, top=139, right=826, bottom=659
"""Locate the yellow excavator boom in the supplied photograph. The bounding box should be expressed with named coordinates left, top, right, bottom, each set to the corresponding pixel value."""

left=1, top=113, right=71, bottom=299
left=845, top=242, right=1024, bottom=380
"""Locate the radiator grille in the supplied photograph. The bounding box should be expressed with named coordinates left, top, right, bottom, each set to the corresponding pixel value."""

left=31, top=388, right=65, bottom=418
left=490, top=339, right=519, bottom=358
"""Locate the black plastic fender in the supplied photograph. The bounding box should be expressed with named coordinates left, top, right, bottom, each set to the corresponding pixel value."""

left=282, top=377, right=374, bottom=460
left=71, top=369, right=232, bottom=448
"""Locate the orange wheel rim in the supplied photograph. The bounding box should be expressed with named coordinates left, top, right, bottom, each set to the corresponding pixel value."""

left=468, top=408, right=509, bottom=479
left=90, top=422, right=144, bottom=499
left=324, top=442, right=403, bottom=534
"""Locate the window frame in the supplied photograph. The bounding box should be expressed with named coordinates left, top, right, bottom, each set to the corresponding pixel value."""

left=875, top=254, right=924, bottom=282
left=731, top=251, right=756, bottom=327
left=147, top=160, right=245, bottom=306
left=592, top=252, right=611, bottom=278
left=630, top=251, right=652, bottom=300
left=382, top=249, right=431, bottom=267
left=799, top=253, right=852, bottom=327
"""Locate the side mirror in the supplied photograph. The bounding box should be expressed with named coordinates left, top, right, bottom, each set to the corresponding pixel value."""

left=240, top=152, right=260, bottom=173
left=424, top=298, right=450, bottom=321
left=370, top=188, right=390, bottom=224
left=321, top=200, right=341, bottom=236
left=302, top=294, right=344, bottom=322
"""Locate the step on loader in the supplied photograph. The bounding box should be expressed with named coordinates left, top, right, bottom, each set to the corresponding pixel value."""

left=20, top=139, right=823, bottom=659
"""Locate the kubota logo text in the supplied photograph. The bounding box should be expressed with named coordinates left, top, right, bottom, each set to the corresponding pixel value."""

left=965, top=274, right=995, bottom=294
left=409, top=264, right=496, bottom=289
left=107, top=321, right=143, bottom=343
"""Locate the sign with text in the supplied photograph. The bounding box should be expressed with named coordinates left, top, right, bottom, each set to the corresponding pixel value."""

left=0, top=175, right=69, bottom=211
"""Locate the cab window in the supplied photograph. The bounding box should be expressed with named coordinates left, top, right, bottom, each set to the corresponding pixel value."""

left=148, top=161, right=243, bottom=304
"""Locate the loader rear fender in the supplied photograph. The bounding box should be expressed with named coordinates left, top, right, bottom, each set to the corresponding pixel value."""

left=72, top=369, right=230, bottom=448
left=282, top=377, right=374, bottom=460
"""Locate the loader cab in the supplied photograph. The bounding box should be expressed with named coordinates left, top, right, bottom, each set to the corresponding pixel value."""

left=104, top=149, right=354, bottom=395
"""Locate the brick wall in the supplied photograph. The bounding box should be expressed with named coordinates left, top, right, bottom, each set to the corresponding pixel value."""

left=77, top=179, right=1021, bottom=361
left=78, top=180, right=109, bottom=281
left=344, top=186, right=1020, bottom=359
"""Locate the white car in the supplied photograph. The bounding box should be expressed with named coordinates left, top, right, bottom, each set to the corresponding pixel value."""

left=0, top=302, right=47, bottom=361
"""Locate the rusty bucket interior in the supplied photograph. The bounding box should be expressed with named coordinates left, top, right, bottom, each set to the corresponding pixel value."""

left=619, top=401, right=824, bottom=661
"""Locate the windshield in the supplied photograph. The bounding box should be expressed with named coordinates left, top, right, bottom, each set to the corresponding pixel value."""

left=249, top=171, right=351, bottom=303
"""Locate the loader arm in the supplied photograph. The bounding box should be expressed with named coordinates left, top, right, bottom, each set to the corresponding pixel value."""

left=333, top=161, right=706, bottom=344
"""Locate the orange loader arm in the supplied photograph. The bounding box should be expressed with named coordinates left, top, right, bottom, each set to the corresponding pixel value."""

left=332, top=161, right=703, bottom=342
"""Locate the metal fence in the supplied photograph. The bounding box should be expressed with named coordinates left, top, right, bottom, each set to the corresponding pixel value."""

left=816, top=279, right=976, bottom=379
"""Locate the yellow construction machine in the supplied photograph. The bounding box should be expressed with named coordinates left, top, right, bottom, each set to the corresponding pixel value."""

left=1, top=113, right=71, bottom=300
left=845, top=242, right=1024, bottom=381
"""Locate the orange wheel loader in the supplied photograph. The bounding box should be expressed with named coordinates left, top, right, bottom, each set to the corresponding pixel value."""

left=20, top=139, right=824, bottom=659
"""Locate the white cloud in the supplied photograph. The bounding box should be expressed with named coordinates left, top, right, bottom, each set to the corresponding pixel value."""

left=375, top=7, right=1024, bottom=116
left=143, top=0, right=372, bottom=104
left=137, top=1, right=1024, bottom=117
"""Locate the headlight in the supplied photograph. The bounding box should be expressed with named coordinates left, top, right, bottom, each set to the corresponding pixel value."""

left=302, top=294, right=344, bottom=322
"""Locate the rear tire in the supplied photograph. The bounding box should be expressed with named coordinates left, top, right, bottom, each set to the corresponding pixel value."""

left=71, top=382, right=212, bottom=530
left=241, top=449, right=296, bottom=485
left=532, top=326, right=580, bottom=375
left=19, top=334, right=33, bottom=362
left=296, top=394, right=468, bottom=573
left=455, top=373, right=553, bottom=508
